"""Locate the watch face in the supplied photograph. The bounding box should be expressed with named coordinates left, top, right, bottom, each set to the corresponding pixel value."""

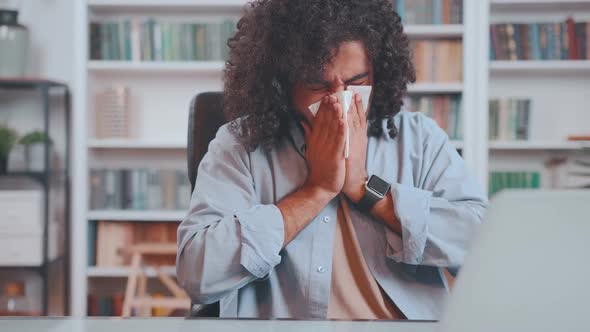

left=367, top=175, right=390, bottom=196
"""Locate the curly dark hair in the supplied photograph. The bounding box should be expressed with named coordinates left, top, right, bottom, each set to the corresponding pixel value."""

left=223, top=0, right=415, bottom=151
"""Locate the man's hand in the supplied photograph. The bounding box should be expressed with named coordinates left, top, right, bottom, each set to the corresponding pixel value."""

left=301, top=95, right=347, bottom=200
left=342, top=93, right=369, bottom=203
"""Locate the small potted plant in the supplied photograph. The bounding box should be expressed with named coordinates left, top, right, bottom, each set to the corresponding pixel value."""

left=18, top=130, right=51, bottom=172
left=0, top=124, right=18, bottom=174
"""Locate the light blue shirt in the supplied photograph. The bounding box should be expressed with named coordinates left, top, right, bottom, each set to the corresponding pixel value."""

left=177, top=111, right=488, bottom=320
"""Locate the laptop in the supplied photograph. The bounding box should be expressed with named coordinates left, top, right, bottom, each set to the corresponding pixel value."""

left=439, top=190, right=590, bottom=332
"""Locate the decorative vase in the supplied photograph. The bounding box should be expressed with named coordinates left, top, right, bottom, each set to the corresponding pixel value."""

left=0, top=9, right=29, bottom=77
left=25, top=143, right=45, bottom=172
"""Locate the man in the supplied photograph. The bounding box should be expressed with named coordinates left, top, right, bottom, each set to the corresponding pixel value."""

left=177, top=0, right=487, bottom=320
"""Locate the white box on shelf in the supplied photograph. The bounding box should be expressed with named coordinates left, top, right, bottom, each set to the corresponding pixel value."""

left=0, top=190, right=44, bottom=234
left=0, top=232, right=43, bottom=266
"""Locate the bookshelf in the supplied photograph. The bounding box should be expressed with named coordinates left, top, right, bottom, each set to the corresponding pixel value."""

left=490, top=60, right=590, bottom=72
left=487, top=0, right=590, bottom=195
left=87, top=61, right=226, bottom=74
left=88, top=139, right=186, bottom=149
left=87, top=210, right=186, bottom=221
left=87, top=266, right=176, bottom=278
left=71, top=0, right=490, bottom=317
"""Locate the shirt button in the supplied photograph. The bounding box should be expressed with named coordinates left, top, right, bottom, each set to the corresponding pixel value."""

left=323, top=216, right=330, bottom=223
left=317, top=266, right=326, bottom=273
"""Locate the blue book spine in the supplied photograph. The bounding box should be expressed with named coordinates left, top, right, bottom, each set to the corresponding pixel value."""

left=513, top=24, right=522, bottom=60
left=546, top=24, right=555, bottom=60
left=530, top=23, right=540, bottom=60
left=433, top=0, right=442, bottom=25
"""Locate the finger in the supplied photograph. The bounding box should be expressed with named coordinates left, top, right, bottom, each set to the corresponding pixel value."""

left=354, top=93, right=367, bottom=128
left=315, top=96, right=332, bottom=143
left=348, top=95, right=360, bottom=132
left=329, top=101, right=344, bottom=142
left=335, top=118, right=347, bottom=157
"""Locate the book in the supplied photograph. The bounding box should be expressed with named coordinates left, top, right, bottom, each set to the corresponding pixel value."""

left=89, top=19, right=238, bottom=61
left=408, top=94, right=462, bottom=140
left=412, top=40, right=462, bottom=82
left=488, top=98, right=531, bottom=141
left=489, top=171, right=541, bottom=196
left=490, top=19, right=589, bottom=60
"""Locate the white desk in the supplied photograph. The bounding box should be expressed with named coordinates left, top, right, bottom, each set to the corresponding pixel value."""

left=0, top=318, right=436, bottom=332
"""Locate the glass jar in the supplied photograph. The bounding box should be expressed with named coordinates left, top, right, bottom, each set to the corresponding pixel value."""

left=0, top=9, right=29, bottom=77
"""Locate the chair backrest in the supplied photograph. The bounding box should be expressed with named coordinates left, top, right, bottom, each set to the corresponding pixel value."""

left=187, top=92, right=225, bottom=192
left=186, top=92, right=225, bottom=318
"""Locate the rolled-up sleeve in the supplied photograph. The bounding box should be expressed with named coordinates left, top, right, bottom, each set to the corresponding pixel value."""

left=386, top=116, right=488, bottom=268
left=176, top=125, right=284, bottom=304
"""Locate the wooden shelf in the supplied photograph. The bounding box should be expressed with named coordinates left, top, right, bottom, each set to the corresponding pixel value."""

left=87, top=210, right=186, bottom=222
left=489, top=141, right=590, bottom=151
left=88, top=139, right=186, bottom=150
left=87, top=266, right=176, bottom=278
left=490, top=0, right=590, bottom=10
left=404, top=24, right=463, bottom=38
left=408, top=82, right=463, bottom=93
left=490, top=61, right=590, bottom=74
left=88, top=0, right=247, bottom=11
left=87, top=61, right=225, bottom=74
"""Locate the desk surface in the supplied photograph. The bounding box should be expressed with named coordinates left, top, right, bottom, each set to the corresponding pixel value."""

left=0, top=318, right=436, bottom=332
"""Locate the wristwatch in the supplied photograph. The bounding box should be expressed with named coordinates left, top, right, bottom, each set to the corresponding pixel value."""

left=357, top=175, right=391, bottom=212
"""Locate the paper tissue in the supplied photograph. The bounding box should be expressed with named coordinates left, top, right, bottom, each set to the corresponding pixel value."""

left=307, top=85, right=372, bottom=158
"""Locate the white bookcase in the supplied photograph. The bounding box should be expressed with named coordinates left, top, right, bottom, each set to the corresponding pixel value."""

left=71, top=0, right=489, bottom=316
left=488, top=0, right=590, bottom=187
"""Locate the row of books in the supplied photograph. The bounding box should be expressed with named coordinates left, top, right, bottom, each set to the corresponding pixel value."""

left=490, top=19, right=590, bottom=61
left=392, top=0, right=463, bottom=25
left=89, top=19, right=236, bottom=61
left=489, top=171, right=541, bottom=196
left=89, top=169, right=191, bottom=211
left=406, top=94, right=462, bottom=140
left=412, top=40, right=463, bottom=82
left=87, top=293, right=123, bottom=317
left=488, top=98, right=531, bottom=141
left=88, top=221, right=178, bottom=267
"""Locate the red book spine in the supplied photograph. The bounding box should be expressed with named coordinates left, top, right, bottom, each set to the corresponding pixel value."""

left=566, top=17, right=578, bottom=59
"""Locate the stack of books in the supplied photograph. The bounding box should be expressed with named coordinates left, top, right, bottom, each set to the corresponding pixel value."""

left=392, top=0, right=463, bottom=25
left=407, top=94, right=462, bottom=140
left=489, top=171, right=541, bottom=196
left=89, top=19, right=237, bottom=61
left=87, top=293, right=124, bottom=317
left=488, top=98, right=531, bottom=141
left=490, top=18, right=590, bottom=61
left=87, top=221, right=178, bottom=267
left=89, top=168, right=191, bottom=211
left=412, top=40, right=463, bottom=82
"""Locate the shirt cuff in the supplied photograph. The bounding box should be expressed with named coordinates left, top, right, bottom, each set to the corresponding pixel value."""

left=386, top=183, right=433, bottom=265
left=236, top=204, right=284, bottom=278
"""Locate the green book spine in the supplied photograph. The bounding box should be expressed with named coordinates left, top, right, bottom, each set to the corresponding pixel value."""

left=190, top=24, right=198, bottom=60
left=531, top=172, right=540, bottom=189
left=100, top=23, right=109, bottom=60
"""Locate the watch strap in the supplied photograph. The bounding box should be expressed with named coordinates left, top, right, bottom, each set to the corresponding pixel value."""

left=357, top=187, right=382, bottom=212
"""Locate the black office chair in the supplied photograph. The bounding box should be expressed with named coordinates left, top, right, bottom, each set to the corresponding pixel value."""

left=186, top=92, right=225, bottom=318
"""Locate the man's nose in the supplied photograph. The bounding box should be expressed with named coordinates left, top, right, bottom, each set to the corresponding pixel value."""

left=330, top=83, right=346, bottom=94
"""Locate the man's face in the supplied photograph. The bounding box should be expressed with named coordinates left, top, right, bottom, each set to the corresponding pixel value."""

left=292, top=41, right=374, bottom=125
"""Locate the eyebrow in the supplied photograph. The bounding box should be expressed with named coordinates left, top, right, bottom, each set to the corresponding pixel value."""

left=307, top=71, right=370, bottom=86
